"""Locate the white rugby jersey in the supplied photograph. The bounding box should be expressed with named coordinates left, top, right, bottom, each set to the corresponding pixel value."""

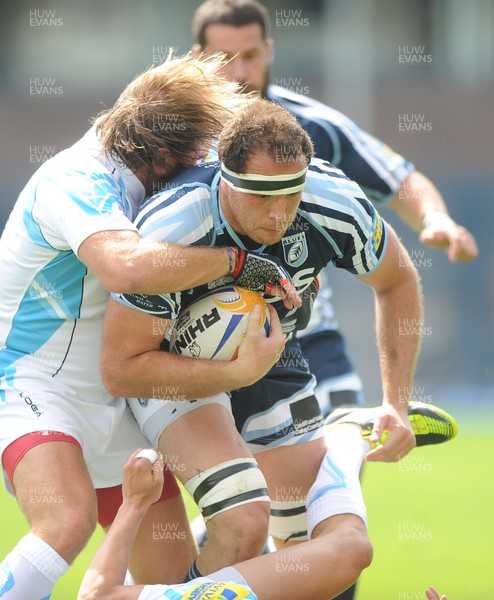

left=114, top=158, right=387, bottom=338
left=0, top=127, right=144, bottom=401
left=267, top=84, right=413, bottom=333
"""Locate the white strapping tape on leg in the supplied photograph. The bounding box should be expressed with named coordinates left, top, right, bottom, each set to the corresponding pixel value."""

left=185, top=458, right=269, bottom=522
left=269, top=499, right=309, bottom=542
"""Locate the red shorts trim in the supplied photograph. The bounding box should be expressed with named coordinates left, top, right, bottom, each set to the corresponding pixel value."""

left=2, top=431, right=82, bottom=492
left=2, top=431, right=181, bottom=528
left=96, top=468, right=181, bottom=528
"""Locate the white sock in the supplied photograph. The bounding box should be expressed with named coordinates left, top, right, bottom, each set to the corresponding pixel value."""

left=307, top=424, right=369, bottom=537
left=0, top=534, right=69, bottom=599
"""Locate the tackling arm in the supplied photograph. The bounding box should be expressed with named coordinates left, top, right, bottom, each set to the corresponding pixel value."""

left=79, top=230, right=301, bottom=307
left=79, top=230, right=230, bottom=295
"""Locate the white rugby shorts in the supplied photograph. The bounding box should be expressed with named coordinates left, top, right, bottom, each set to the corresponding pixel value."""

left=0, top=374, right=151, bottom=494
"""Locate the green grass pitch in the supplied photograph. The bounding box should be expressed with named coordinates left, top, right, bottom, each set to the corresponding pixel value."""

left=0, top=417, right=492, bottom=598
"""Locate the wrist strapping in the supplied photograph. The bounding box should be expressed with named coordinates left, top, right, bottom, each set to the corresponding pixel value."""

left=422, top=210, right=455, bottom=230
left=227, top=246, right=244, bottom=279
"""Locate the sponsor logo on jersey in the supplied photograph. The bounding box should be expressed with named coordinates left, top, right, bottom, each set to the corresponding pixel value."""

left=282, top=232, right=308, bottom=267
left=119, top=293, right=175, bottom=316
left=371, top=211, right=383, bottom=254
left=176, top=580, right=256, bottom=599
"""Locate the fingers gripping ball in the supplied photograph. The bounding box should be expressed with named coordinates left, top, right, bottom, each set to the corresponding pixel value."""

left=170, top=286, right=270, bottom=361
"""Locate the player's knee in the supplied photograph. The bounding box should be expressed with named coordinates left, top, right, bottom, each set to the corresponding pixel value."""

left=57, top=505, right=97, bottom=557
left=208, top=501, right=270, bottom=561
left=269, top=499, right=309, bottom=544
left=184, top=458, right=270, bottom=561
left=345, top=528, right=373, bottom=574
left=34, top=501, right=97, bottom=561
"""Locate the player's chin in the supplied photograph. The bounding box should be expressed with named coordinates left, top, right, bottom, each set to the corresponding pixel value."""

left=255, top=230, right=285, bottom=245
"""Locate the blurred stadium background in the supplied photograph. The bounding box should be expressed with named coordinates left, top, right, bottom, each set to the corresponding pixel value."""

left=0, top=1, right=493, bottom=598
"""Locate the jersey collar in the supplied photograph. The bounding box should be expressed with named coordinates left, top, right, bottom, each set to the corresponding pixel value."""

left=80, top=126, right=146, bottom=211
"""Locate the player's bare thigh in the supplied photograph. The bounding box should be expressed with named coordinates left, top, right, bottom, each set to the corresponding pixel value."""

left=158, top=402, right=270, bottom=569
left=158, top=403, right=253, bottom=477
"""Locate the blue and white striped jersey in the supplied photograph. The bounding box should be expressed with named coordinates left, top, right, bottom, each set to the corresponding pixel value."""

left=267, top=85, right=413, bottom=204
left=267, top=85, right=413, bottom=334
left=114, top=159, right=387, bottom=337
left=0, top=128, right=144, bottom=401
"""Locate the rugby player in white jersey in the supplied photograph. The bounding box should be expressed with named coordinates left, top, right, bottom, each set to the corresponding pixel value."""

left=98, top=99, right=460, bottom=597
left=76, top=447, right=449, bottom=600
left=0, top=55, right=299, bottom=599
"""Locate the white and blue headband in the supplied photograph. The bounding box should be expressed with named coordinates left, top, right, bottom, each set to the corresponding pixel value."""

left=220, top=162, right=308, bottom=195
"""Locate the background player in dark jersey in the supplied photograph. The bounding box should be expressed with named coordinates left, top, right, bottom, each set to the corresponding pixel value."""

left=100, top=99, right=427, bottom=597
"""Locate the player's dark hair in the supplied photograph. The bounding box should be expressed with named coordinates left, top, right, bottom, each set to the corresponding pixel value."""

left=218, top=99, right=314, bottom=172
left=193, top=0, right=271, bottom=48
left=94, top=53, right=248, bottom=173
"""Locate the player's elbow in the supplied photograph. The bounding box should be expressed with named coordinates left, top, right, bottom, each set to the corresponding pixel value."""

left=96, top=257, right=146, bottom=294
left=100, top=356, right=130, bottom=397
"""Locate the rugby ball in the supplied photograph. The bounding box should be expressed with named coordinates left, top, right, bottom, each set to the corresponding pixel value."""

left=169, top=286, right=270, bottom=361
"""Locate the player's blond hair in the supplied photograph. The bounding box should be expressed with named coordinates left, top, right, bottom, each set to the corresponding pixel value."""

left=95, top=52, right=249, bottom=171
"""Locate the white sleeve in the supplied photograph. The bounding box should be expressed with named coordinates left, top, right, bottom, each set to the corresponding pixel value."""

left=32, top=170, right=137, bottom=255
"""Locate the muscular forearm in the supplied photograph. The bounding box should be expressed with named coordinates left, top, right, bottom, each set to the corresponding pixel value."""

left=374, top=269, right=423, bottom=412
left=78, top=501, right=146, bottom=600
left=388, top=170, right=478, bottom=263
left=103, top=350, right=251, bottom=399
left=388, top=171, right=448, bottom=233
left=79, top=230, right=230, bottom=294
left=128, top=239, right=231, bottom=294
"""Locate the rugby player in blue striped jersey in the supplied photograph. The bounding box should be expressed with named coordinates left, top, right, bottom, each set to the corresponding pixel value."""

left=101, top=99, right=424, bottom=598
left=191, top=7, right=476, bottom=598
left=192, top=0, right=477, bottom=423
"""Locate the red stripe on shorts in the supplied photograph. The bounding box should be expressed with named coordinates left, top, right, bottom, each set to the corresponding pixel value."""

left=96, top=468, right=180, bottom=528
left=2, top=432, right=181, bottom=528
left=2, top=430, right=82, bottom=492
